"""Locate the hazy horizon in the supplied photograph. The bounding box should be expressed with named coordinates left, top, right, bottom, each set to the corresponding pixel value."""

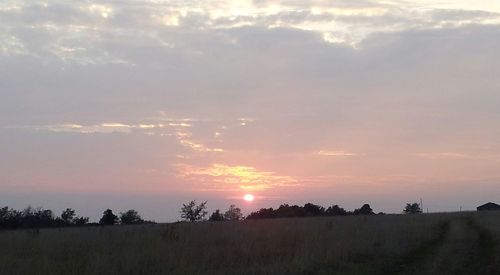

left=1, top=0, right=500, bottom=222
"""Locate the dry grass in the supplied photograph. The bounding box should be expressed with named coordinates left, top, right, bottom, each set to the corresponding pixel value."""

left=0, top=212, right=498, bottom=275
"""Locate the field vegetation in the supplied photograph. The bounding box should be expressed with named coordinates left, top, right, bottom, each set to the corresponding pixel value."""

left=0, top=211, right=499, bottom=275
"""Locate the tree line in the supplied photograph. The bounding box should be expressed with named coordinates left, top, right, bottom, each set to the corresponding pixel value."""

left=179, top=201, right=423, bottom=222
left=0, top=206, right=153, bottom=230
left=0, top=201, right=422, bottom=229
left=246, top=203, right=375, bottom=219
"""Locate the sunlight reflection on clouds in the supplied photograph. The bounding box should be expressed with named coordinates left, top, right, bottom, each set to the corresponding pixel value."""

left=176, top=163, right=298, bottom=191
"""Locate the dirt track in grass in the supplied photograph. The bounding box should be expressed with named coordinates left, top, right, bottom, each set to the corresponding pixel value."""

left=382, top=216, right=499, bottom=275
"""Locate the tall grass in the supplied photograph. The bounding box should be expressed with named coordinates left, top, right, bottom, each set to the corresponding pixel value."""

left=474, top=211, right=500, bottom=270
left=0, top=212, right=497, bottom=275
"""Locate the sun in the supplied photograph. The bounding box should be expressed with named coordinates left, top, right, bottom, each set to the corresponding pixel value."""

left=243, top=194, right=254, bottom=202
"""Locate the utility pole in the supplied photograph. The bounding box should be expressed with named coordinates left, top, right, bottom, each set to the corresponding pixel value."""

left=420, top=198, right=423, bottom=213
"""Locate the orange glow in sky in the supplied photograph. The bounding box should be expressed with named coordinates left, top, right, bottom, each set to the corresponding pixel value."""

left=177, top=163, right=298, bottom=192
left=2, top=0, right=500, bottom=221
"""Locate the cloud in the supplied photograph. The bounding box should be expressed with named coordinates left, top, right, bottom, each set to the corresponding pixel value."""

left=317, top=150, right=357, bottom=157
left=88, top=4, right=113, bottom=19
left=414, top=152, right=500, bottom=161
left=3, top=117, right=230, bottom=153
left=175, top=129, right=224, bottom=153
left=2, top=0, right=500, bottom=217
left=414, top=153, right=469, bottom=160
left=176, top=163, right=298, bottom=191
left=4, top=123, right=132, bottom=134
left=4, top=122, right=158, bottom=134
left=2, top=0, right=500, bottom=65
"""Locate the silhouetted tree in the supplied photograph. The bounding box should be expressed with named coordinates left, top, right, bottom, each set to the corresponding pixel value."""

left=20, top=206, right=35, bottom=227
left=37, top=209, right=54, bottom=226
left=246, top=208, right=275, bottom=219
left=1, top=205, right=89, bottom=229
left=325, top=205, right=347, bottom=216
left=275, top=204, right=306, bottom=217
left=120, top=209, right=144, bottom=224
left=224, top=205, right=243, bottom=221
left=353, top=204, right=374, bottom=215
left=303, top=203, right=325, bottom=216
left=74, top=216, right=90, bottom=225
left=99, top=209, right=119, bottom=225
left=403, top=203, right=422, bottom=214
left=19, top=206, right=54, bottom=228
left=0, top=207, right=8, bottom=219
left=180, top=201, right=208, bottom=222
left=209, top=209, right=225, bottom=221
left=0, top=207, right=21, bottom=229
left=247, top=203, right=352, bottom=219
left=61, top=208, right=76, bottom=224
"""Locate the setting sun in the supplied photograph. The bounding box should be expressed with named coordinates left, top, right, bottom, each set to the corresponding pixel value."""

left=243, top=194, right=254, bottom=202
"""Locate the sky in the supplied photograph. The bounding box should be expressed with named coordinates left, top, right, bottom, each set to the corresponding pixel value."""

left=1, top=0, right=500, bottom=222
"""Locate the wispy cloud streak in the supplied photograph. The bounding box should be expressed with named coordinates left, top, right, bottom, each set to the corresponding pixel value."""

left=317, top=150, right=357, bottom=157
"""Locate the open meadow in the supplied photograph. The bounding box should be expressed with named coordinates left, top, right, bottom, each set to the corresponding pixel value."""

left=0, top=211, right=499, bottom=275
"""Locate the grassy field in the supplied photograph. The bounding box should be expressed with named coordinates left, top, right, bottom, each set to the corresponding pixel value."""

left=0, top=211, right=499, bottom=275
